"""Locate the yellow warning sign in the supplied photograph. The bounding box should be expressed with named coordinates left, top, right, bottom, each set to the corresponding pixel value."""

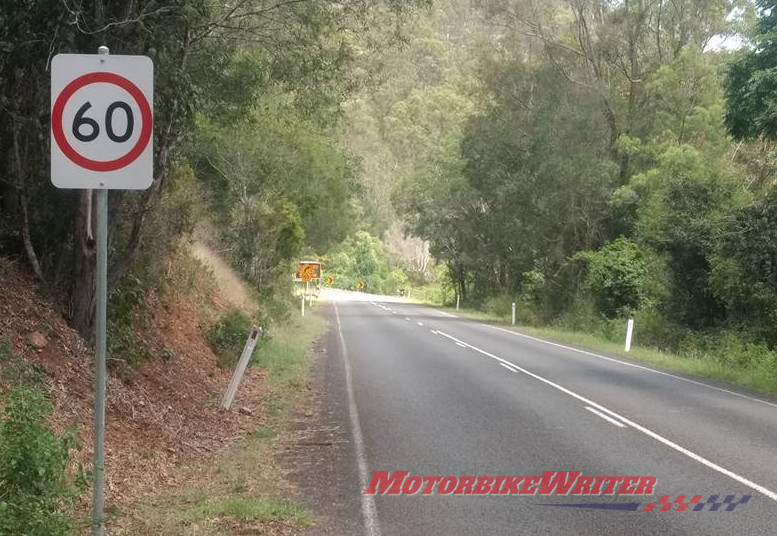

left=326, top=276, right=334, bottom=285
left=298, top=261, right=321, bottom=282
left=358, top=281, right=365, bottom=291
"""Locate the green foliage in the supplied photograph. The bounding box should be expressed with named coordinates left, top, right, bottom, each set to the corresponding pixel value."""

left=712, top=187, right=777, bottom=343
left=208, top=309, right=268, bottom=369
left=325, top=231, right=409, bottom=295
left=725, top=1, right=777, bottom=140
left=579, top=238, right=649, bottom=318
left=625, top=146, right=748, bottom=326
left=0, top=336, right=11, bottom=362
left=0, top=387, right=77, bottom=536
left=107, top=275, right=152, bottom=374
left=194, top=105, right=355, bottom=297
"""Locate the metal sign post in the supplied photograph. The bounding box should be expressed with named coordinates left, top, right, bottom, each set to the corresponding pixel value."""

left=93, top=181, right=108, bottom=536
left=51, top=47, right=153, bottom=536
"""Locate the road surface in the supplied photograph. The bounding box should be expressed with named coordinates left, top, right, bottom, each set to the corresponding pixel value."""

left=301, top=290, right=777, bottom=535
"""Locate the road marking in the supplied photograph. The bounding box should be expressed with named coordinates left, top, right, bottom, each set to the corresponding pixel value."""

left=485, top=325, right=777, bottom=410
left=431, top=330, right=439, bottom=335
left=499, top=362, right=517, bottom=372
left=392, top=311, right=397, bottom=314
left=585, top=406, right=626, bottom=428
left=405, top=317, right=412, bottom=322
left=456, top=342, right=467, bottom=348
left=435, top=330, right=777, bottom=502
left=436, top=310, right=458, bottom=318
left=417, top=322, right=424, bottom=326
left=334, top=301, right=381, bottom=536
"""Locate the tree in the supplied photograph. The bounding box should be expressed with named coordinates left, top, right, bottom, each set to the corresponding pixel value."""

left=618, top=145, right=748, bottom=327
left=578, top=238, right=648, bottom=317
left=0, top=1, right=423, bottom=337
left=725, top=1, right=777, bottom=141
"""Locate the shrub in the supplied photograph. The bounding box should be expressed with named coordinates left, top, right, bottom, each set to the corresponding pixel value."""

left=208, top=308, right=268, bottom=369
left=483, top=294, right=514, bottom=319
left=579, top=238, right=648, bottom=318
left=0, top=387, right=77, bottom=536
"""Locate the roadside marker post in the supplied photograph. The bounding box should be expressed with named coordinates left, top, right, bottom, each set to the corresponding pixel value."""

left=221, top=327, right=262, bottom=410
left=625, top=316, right=635, bottom=352
left=51, top=47, right=153, bottom=536
left=456, top=294, right=460, bottom=312
left=511, top=302, right=516, bottom=326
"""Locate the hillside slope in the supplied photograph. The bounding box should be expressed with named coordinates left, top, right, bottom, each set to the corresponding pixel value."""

left=0, top=255, right=273, bottom=529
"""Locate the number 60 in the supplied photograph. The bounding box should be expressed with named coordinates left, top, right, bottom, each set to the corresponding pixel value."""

left=72, top=101, right=134, bottom=143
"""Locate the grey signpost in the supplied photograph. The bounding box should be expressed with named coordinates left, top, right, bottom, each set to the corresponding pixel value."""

left=51, top=47, right=153, bottom=535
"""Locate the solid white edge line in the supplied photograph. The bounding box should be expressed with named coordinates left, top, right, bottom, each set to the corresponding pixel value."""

left=499, top=362, right=517, bottom=372
left=585, top=406, right=626, bottom=428
left=486, top=324, right=777, bottom=410
left=456, top=342, right=467, bottom=348
left=436, top=310, right=458, bottom=318
left=435, top=329, right=777, bottom=502
left=334, top=301, right=381, bottom=536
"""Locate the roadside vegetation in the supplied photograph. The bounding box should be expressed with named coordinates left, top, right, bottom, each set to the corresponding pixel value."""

left=131, top=307, right=326, bottom=535
left=4, top=0, right=777, bottom=532
left=0, top=337, right=82, bottom=536
left=347, top=0, right=777, bottom=397
left=442, top=304, right=777, bottom=398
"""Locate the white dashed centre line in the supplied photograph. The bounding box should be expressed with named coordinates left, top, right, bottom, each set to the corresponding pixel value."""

left=434, top=329, right=777, bottom=502
left=585, top=406, right=626, bottom=428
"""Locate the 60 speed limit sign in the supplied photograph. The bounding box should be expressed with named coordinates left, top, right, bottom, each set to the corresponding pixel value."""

left=51, top=54, right=153, bottom=189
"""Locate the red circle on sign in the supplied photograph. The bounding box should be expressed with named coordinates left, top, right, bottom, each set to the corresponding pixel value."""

left=51, top=72, right=152, bottom=172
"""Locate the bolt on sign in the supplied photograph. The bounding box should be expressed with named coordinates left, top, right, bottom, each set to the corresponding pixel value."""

left=51, top=54, right=153, bottom=189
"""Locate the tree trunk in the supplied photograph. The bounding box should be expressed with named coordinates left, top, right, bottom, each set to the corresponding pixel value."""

left=72, top=191, right=97, bottom=338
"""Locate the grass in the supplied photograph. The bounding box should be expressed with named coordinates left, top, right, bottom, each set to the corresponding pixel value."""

left=129, top=304, right=327, bottom=535
left=176, top=497, right=313, bottom=525
left=432, top=304, right=777, bottom=399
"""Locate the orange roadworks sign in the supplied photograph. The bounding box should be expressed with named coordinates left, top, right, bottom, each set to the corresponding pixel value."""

left=300, top=265, right=315, bottom=282
left=298, top=261, right=321, bottom=282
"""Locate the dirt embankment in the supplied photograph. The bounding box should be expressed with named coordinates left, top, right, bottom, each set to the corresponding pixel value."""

left=0, top=254, right=269, bottom=530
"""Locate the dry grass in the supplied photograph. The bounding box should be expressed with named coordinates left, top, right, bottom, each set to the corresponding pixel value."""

left=190, top=240, right=258, bottom=315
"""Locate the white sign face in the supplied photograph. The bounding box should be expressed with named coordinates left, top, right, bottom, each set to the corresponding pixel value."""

left=51, top=54, right=153, bottom=189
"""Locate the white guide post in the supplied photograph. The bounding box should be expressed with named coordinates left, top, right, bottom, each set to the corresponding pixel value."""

left=625, top=316, right=635, bottom=352
left=221, top=327, right=262, bottom=410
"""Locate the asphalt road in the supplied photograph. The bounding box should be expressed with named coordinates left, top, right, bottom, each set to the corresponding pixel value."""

left=315, top=290, right=777, bottom=535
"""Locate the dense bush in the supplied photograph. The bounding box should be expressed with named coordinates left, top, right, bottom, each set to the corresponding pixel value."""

left=578, top=238, right=648, bottom=318
left=0, top=387, right=77, bottom=536
left=325, top=231, right=410, bottom=295
left=208, top=308, right=269, bottom=369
